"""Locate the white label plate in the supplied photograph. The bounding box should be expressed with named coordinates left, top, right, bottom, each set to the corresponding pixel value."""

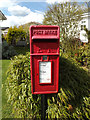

left=39, top=61, right=51, bottom=83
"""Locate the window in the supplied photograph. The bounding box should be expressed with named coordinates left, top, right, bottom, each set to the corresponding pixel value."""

left=82, top=21, right=86, bottom=23
left=81, top=25, right=86, bottom=30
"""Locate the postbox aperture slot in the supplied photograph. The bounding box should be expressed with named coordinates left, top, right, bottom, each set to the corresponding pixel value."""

left=32, top=39, right=58, bottom=42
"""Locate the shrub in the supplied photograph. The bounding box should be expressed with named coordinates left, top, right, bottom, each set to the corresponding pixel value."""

left=61, top=43, right=90, bottom=72
left=74, top=43, right=90, bottom=67
left=6, top=53, right=41, bottom=119
left=47, top=57, right=90, bottom=119
left=6, top=53, right=90, bottom=119
left=6, top=26, right=26, bottom=46
left=2, top=41, right=17, bottom=59
left=2, top=34, right=6, bottom=41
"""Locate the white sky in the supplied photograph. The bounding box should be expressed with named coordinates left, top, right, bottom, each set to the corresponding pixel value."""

left=0, top=0, right=44, bottom=27
left=0, top=0, right=89, bottom=27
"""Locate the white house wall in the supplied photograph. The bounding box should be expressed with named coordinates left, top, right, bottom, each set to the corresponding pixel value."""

left=79, top=12, right=90, bottom=43
left=88, top=17, right=90, bottom=31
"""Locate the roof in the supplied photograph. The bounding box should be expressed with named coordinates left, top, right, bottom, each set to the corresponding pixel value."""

left=1, top=27, right=9, bottom=30
left=0, top=10, right=7, bottom=20
left=81, top=12, right=90, bottom=18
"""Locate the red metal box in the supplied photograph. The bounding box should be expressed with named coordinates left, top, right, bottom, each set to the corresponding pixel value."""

left=30, top=25, right=60, bottom=94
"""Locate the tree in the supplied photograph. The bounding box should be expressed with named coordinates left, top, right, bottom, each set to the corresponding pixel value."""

left=20, top=22, right=41, bottom=44
left=6, top=26, right=26, bottom=45
left=43, top=2, right=87, bottom=54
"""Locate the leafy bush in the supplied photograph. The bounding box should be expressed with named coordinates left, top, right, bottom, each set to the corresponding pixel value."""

left=2, top=41, right=17, bottom=59
left=6, top=53, right=90, bottom=119
left=73, top=43, right=90, bottom=68
left=6, top=26, right=26, bottom=45
left=2, top=34, right=6, bottom=41
left=47, top=57, right=90, bottom=119
left=61, top=43, right=90, bottom=73
left=6, top=53, right=41, bottom=119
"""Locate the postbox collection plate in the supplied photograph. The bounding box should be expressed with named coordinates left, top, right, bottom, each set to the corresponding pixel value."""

left=39, top=61, right=51, bottom=84
left=30, top=25, right=60, bottom=94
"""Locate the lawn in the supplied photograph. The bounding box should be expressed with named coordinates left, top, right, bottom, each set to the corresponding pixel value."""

left=2, top=60, right=13, bottom=118
left=1, top=45, right=30, bottom=118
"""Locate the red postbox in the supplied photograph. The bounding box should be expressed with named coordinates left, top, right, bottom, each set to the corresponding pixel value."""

left=30, top=25, right=60, bottom=94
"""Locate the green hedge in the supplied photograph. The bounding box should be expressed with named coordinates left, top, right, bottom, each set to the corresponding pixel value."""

left=2, top=41, right=17, bottom=59
left=74, top=43, right=90, bottom=67
left=6, top=53, right=41, bottom=119
left=47, top=57, right=90, bottom=119
left=6, top=52, right=90, bottom=119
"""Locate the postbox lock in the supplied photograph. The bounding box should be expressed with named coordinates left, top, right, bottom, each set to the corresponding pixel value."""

left=43, top=55, right=48, bottom=60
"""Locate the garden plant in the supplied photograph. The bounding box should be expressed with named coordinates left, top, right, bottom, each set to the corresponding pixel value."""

left=6, top=52, right=90, bottom=119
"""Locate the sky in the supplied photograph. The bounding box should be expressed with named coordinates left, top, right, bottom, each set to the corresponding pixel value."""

left=0, top=0, right=89, bottom=27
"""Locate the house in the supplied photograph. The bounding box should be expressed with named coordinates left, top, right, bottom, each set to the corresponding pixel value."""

left=0, top=10, right=7, bottom=20
left=0, top=10, right=7, bottom=41
left=0, top=10, right=7, bottom=59
left=1, top=27, right=9, bottom=37
left=0, top=10, right=7, bottom=39
left=79, top=12, right=90, bottom=43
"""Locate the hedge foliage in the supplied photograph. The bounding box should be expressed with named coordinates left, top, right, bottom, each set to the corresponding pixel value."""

left=47, top=57, right=90, bottom=119
left=6, top=26, right=26, bottom=45
left=6, top=52, right=90, bottom=119
left=2, top=41, right=17, bottom=59
left=73, top=43, right=90, bottom=68
left=6, top=53, right=41, bottom=119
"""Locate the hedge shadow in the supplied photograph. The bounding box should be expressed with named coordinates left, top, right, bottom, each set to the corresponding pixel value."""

left=59, top=57, right=89, bottom=106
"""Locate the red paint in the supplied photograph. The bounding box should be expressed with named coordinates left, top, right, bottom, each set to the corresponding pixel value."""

left=30, top=25, right=60, bottom=94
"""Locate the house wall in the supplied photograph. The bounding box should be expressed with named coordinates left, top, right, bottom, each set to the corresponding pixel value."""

left=79, top=13, right=90, bottom=43
left=2, top=29, right=8, bottom=37
left=0, top=27, right=2, bottom=59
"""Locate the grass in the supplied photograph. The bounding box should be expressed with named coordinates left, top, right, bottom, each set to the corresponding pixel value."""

left=2, top=45, right=30, bottom=118
left=2, top=60, right=13, bottom=118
